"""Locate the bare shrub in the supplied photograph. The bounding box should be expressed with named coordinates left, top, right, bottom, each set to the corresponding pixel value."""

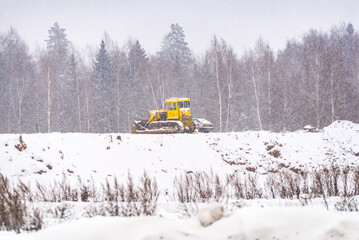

left=311, top=170, right=328, bottom=209
left=55, top=203, right=72, bottom=219
left=265, top=173, right=278, bottom=199
left=353, top=166, right=359, bottom=195
left=138, top=170, right=159, bottom=215
left=174, top=174, right=197, bottom=203
left=299, top=171, right=310, bottom=195
left=342, top=167, right=350, bottom=197
left=59, top=173, right=78, bottom=201
left=78, top=179, right=90, bottom=202
left=214, top=174, right=225, bottom=201
left=244, top=173, right=262, bottom=199
left=194, top=172, right=213, bottom=202
left=17, top=180, right=33, bottom=202
left=103, top=178, right=121, bottom=216
left=0, top=174, right=26, bottom=232
left=36, top=181, right=49, bottom=202
left=174, top=171, right=227, bottom=203
left=298, top=194, right=313, bottom=206
left=280, top=170, right=301, bottom=199
left=101, top=172, right=160, bottom=217
left=328, top=166, right=340, bottom=196
left=226, top=172, right=245, bottom=199
left=25, top=208, right=43, bottom=231
left=335, top=197, right=359, bottom=212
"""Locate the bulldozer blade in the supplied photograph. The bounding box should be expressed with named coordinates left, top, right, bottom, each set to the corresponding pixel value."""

left=131, top=120, right=184, bottom=134
left=193, top=118, right=213, bottom=132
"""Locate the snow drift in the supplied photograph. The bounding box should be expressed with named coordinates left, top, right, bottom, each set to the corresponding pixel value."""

left=4, top=206, right=359, bottom=240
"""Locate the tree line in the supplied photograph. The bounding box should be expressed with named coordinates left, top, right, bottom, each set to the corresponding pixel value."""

left=0, top=22, right=358, bottom=133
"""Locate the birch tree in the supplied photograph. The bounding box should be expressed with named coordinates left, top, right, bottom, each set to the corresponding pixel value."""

left=0, top=28, right=34, bottom=133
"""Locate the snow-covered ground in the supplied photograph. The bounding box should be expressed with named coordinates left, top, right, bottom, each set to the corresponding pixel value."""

left=2, top=206, right=359, bottom=240
left=1, top=120, right=359, bottom=239
left=1, top=120, right=358, bottom=185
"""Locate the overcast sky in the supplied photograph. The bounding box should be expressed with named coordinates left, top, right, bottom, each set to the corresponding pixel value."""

left=1, top=0, right=358, bottom=56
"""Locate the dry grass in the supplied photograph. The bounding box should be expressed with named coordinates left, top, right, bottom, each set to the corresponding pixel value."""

left=1, top=165, right=359, bottom=232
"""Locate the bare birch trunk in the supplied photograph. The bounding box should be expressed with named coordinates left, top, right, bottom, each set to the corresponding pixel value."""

left=9, top=76, right=15, bottom=132
left=314, top=53, right=321, bottom=129
left=149, top=72, right=158, bottom=109
left=267, top=54, right=272, bottom=131
left=330, top=72, right=335, bottom=123
left=47, top=67, right=51, bottom=133
left=215, top=53, right=223, bottom=132
left=283, top=73, right=288, bottom=132
left=85, top=88, right=90, bottom=132
left=116, top=74, right=121, bottom=132
left=250, top=60, right=262, bottom=130
left=225, top=55, right=232, bottom=132
left=8, top=79, right=14, bottom=132
left=75, top=69, right=82, bottom=132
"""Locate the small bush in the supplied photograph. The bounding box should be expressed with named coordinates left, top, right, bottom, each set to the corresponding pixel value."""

left=335, top=197, right=359, bottom=212
left=0, top=174, right=26, bottom=232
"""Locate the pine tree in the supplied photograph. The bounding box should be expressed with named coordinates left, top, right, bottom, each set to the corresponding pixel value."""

left=91, top=40, right=116, bottom=132
left=161, top=23, right=192, bottom=74
left=45, top=22, right=69, bottom=56
left=38, top=23, right=71, bottom=132
left=126, top=40, right=150, bottom=129
left=93, top=40, right=114, bottom=83
left=59, top=54, right=81, bottom=132
left=128, top=40, right=147, bottom=87
left=160, top=23, right=193, bottom=97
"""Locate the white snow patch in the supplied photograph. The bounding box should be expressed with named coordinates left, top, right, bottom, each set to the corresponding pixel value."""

left=197, top=202, right=224, bottom=227
left=2, top=206, right=359, bottom=240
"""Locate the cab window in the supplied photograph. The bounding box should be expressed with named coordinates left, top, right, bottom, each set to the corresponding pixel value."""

left=184, top=101, right=190, bottom=108
left=168, top=102, right=173, bottom=110
left=177, top=101, right=184, bottom=108
left=174, top=102, right=177, bottom=110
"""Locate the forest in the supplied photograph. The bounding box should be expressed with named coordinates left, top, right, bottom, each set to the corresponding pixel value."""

left=0, top=22, right=358, bottom=133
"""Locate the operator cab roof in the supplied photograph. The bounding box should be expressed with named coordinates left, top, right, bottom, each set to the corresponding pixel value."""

left=165, top=97, right=190, bottom=102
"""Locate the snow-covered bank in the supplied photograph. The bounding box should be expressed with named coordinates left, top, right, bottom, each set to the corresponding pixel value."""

left=1, top=120, right=358, bottom=187
left=4, top=206, right=359, bottom=240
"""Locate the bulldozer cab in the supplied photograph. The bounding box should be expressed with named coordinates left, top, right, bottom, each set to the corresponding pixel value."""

left=166, top=97, right=191, bottom=120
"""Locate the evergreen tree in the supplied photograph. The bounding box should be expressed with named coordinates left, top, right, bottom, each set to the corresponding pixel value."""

left=128, top=40, right=147, bottom=87
left=37, top=23, right=71, bottom=132
left=91, top=40, right=116, bottom=132
left=93, top=40, right=114, bottom=83
left=126, top=40, right=150, bottom=130
left=60, top=54, right=80, bottom=132
left=45, top=22, right=69, bottom=56
left=160, top=23, right=193, bottom=97
left=161, top=23, right=192, bottom=74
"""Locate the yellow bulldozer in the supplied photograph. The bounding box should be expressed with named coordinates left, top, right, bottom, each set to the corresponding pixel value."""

left=131, top=97, right=213, bottom=134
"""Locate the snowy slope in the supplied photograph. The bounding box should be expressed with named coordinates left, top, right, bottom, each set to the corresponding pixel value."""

left=1, top=120, right=358, bottom=187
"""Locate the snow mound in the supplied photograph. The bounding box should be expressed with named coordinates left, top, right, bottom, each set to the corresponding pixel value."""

left=3, top=206, right=359, bottom=240
left=323, top=120, right=359, bottom=131
left=197, top=202, right=224, bottom=227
